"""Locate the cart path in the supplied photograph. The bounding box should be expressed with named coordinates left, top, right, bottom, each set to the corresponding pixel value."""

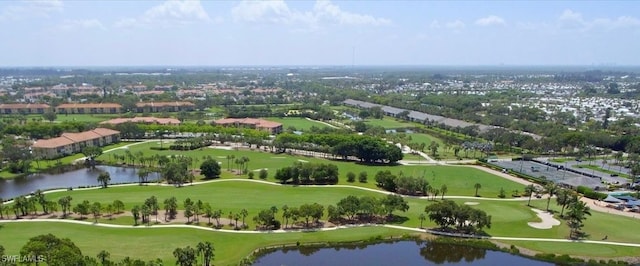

left=2, top=219, right=640, bottom=248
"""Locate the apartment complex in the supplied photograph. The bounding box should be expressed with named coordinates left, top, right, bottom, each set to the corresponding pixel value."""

left=214, top=118, right=283, bottom=135
left=135, top=101, right=195, bottom=113
left=31, top=128, right=121, bottom=159
left=0, top=103, right=50, bottom=114
left=56, top=103, right=122, bottom=114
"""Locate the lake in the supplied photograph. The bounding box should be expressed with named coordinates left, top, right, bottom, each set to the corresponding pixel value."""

left=0, top=166, right=159, bottom=199
left=253, top=240, right=553, bottom=266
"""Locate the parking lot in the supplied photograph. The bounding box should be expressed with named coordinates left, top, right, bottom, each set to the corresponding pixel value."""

left=492, top=160, right=604, bottom=189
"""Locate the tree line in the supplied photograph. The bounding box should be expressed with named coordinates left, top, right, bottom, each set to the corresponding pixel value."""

left=274, top=133, right=403, bottom=164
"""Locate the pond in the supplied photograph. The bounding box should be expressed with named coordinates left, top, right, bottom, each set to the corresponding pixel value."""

left=0, top=166, right=160, bottom=199
left=253, top=240, right=553, bottom=266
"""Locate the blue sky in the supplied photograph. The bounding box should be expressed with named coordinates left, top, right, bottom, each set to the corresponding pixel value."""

left=0, top=0, right=638, bottom=66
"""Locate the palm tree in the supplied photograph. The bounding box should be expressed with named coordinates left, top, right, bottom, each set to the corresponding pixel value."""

left=196, top=241, right=215, bottom=266
left=440, top=184, right=448, bottom=200
left=240, top=209, right=248, bottom=229
left=97, top=172, right=111, bottom=188
left=474, top=183, right=482, bottom=197
left=96, top=250, right=110, bottom=265
left=525, top=184, right=537, bottom=206
left=138, top=168, right=150, bottom=185
left=544, top=182, right=558, bottom=211
left=567, top=200, right=591, bottom=239
left=556, top=189, right=575, bottom=217
left=418, top=213, right=426, bottom=228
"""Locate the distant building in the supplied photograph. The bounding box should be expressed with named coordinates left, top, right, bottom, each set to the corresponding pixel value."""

left=56, top=103, right=122, bottom=114
left=31, top=128, right=120, bottom=159
left=0, top=103, right=50, bottom=114
left=100, top=117, right=181, bottom=125
left=214, top=118, right=283, bottom=135
left=135, top=101, right=195, bottom=113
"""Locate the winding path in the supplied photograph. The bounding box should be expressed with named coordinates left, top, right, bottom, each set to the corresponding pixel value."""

left=2, top=218, right=639, bottom=248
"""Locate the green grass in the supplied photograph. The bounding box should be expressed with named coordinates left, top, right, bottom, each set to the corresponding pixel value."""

left=364, top=117, right=414, bottom=129
left=0, top=221, right=409, bottom=266
left=4, top=186, right=640, bottom=263
left=500, top=241, right=640, bottom=258
left=575, top=164, right=630, bottom=179
left=98, top=141, right=525, bottom=197
left=262, top=117, right=331, bottom=131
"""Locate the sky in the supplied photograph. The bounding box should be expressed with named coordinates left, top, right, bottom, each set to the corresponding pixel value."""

left=0, top=0, right=639, bottom=67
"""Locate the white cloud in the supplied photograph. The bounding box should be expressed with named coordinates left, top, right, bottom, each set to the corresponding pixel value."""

left=313, top=0, right=390, bottom=26
left=475, top=15, right=505, bottom=26
left=57, top=19, right=106, bottom=31
left=115, top=0, right=211, bottom=28
left=0, top=0, right=63, bottom=20
left=557, top=9, right=640, bottom=31
left=429, top=20, right=441, bottom=29
left=231, top=0, right=390, bottom=28
left=445, top=20, right=465, bottom=30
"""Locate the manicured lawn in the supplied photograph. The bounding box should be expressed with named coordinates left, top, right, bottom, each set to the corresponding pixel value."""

left=364, top=117, right=414, bottom=129
left=575, top=164, right=630, bottom=179
left=4, top=190, right=640, bottom=262
left=0, top=222, right=409, bottom=265
left=97, top=141, right=526, bottom=197
left=262, top=117, right=331, bottom=131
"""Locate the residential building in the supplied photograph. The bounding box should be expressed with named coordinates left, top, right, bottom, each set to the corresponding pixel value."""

left=214, top=118, right=283, bottom=134
left=31, top=128, right=121, bottom=159
left=56, top=103, right=122, bottom=114
left=135, top=101, right=195, bottom=113
left=0, top=103, right=50, bottom=114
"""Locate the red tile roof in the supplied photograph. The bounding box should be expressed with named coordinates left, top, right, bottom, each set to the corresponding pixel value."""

left=0, top=103, right=50, bottom=109
left=32, top=128, right=120, bottom=149
left=136, top=101, right=195, bottom=107
left=57, top=103, right=122, bottom=108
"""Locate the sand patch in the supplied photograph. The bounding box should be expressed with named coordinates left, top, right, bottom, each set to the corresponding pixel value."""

left=464, top=202, right=480, bottom=205
left=209, top=146, right=233, bottom=150
left=271, top=157, right=286, bottom=159
left=298, top=159, right=309, bottom=163
left=527, top=208, right=561, bottom=229
left=217, top=156, right=227, bottom=158
left=253, top=168, right=268, bottom=172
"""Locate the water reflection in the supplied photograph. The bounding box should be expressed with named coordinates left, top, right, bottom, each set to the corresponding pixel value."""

left=253, top=240, right=553, bottom=266
left=420, top=242, right=485, bottom=264
left=0, top=166, right=159, bottom=199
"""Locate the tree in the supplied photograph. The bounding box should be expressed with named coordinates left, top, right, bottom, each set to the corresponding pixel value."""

left=73, top=200, right=90, bottom=219
left=90, top=202, right=102, bottom=223
left=83, top=146, right=103, bottom=168
left=566, top=200, right=591, bottom=239
left=97, top=171, right=111, bottom=188
left=200, top=158, right=221, bottom=179
left=97, top=250, right=110, bottom=265
left=556, top=189, right=575, bottom=217
left=474, top=183, right=482, bottom=197
left=173, top=246, right=196, bottom=266
left=381, top=194, right=409, bottom=218
left=20, top=234, right=84, bottom=266
left=259, top=169, right=268, bottom=180
left=132, top=205, right=140, bottom=225
left=544, top=182, right=558, bottom=211
left=525, top=184, right=537, bottom=206
left=358, top=171, right=368, bottom=183
left=113, top=200, right=125, bottom=214
left=145, top=196, right=159, bottom=223
left=418, top=213, right=426, bottom=228
left=58, top=196, right=73, bottom=218
left=440, top=184, right=448, bottom=200
left=346, top=171, right=356, bottom=182
left=196, top=241, right=215, bottom=266
left=240, top=209, right=249, bottom=229
left=138, top=168, right=150, bottom=185
left=42, top=110, right=57, bottom=122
